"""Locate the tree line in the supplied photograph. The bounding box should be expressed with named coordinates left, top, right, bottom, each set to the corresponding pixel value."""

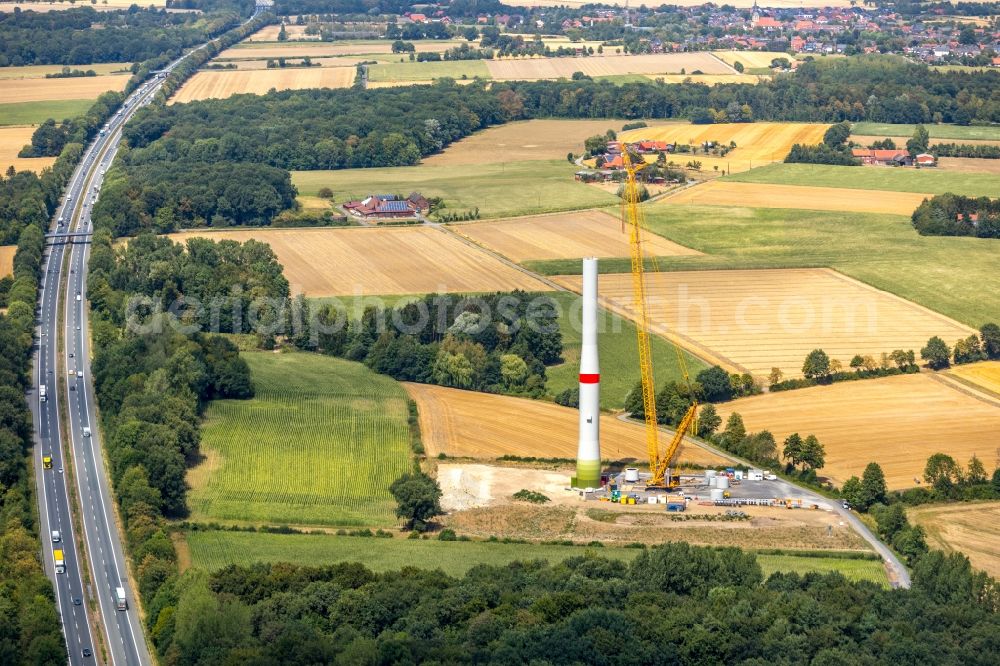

left=0, top=6, right=239, bottom=67
left=151, top=539, right=997, bottom=664
left=911, top=193, right=1000, bottom=239
left=86, top=230, right=288, bottom=659
left=920, top=324, right=1000, bottom=369
left=0, top=223, right=68, bottom=663
left=769, top=347, right=920, bottom=392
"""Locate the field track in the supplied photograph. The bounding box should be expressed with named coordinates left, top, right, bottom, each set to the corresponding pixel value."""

left=171, top=67, right=355, bottom=102
left=404, top=382, right=728, bottom=466
left=486, top=52, right=732, bottom=79
left=168, top=226, right=551, bottom=296
left=716, top=373, right=1000, bottom=490
left=620, top=121, right=828, bottom=173
left=552, top=268, right=976, bottom=377
left=454, top=210, right=701, bottom=262
left=0, top=245, right=15, bottom=277
left=908, top=502, right=1000, bottom=577
left=4, top=74, right=130, bottom=103
left=663, top=180, right=929, bottom=215
left=0, top=126, right=56, bottom=173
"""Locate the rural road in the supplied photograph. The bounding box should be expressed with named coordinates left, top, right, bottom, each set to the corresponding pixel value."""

left=618, top=414, right=912, bottom=589
left=32, top=8, right=267, bottom=664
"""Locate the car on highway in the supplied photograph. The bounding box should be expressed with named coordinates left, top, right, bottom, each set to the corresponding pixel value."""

left=73, top=597, right=82, bottom=606
left=82, top=648, right=92, bottom=658
left=82, top=427, right=91, bottom=438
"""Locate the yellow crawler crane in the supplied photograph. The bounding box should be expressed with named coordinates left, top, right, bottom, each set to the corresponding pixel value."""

left=621, top=149, right=698, bottom=489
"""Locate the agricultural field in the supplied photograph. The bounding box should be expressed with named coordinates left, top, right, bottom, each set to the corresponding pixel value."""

left=217, top=40, right=466, bottom=60
left=551, top=268, right=975, bottom=378
left=664, top=181, right=930, bottom=215
left=421, top=119, right=627, bottom=166
left=908, top=502, right=1000, bottom=578
left=250, top=23, right=317, bottom=41
left=851, top=122, right=1000, bottom=142
left=170, top=67, right=355, bottom=103
left=500, top=0, right=853, bottom=6
left=187, top=351, right=413, bottom=527
left=0, top=126, right=56, bottom=172
left=527, top=205, right=1000, bottom=329
left=0, top=99, right=95, bottom=126
left=168, top=226, right=551, bottom=296
left=293, top=159, right=617, bottom=219
left=851, top=135, right=1000, bottom=148
left=3, top=74, right=131, bottom=103
left=453, top=210, right=700, bottom=262
left=404, top=383, right=726, bottom=465
left=367, top=59, right=490, bottom=83
left=0, top=245, right=15, bottom=277
left=935, top=157, right=1000, bottom=174
left=726, top=162, right=999, bottom=197
left=619, top=121, right=829, bottom=173
left=713, top=50, right=791, bottom=69
left=715, top=373, right=1000, bottom=489
left=947, top=361, right=1000, bottom=397
left=484, top=52, right=733, bottom=80
left=0, top=0, right=166, bottom=9
left=545, top=290, right=709, bottom=409
left=183, top=530, right=887, bottom=585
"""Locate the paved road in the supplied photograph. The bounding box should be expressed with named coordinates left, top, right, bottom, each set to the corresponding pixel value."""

left=30, top=9, right=265, bottom=660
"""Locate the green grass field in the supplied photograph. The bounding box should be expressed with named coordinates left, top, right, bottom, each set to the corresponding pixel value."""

left=0, top=99, right=95, bottom=126
left=545, top=291, right=708, bottom=409
left=368, top=59, right=491, bottom=82
left=184, top=530, right=888, bottom=586
left=187, top=351, right=412, bottom=527
left=293, top=160, right=617, bottom=219
left=724, top=162, right=997, bottom=197
left=526, top=205, right=1000, bottom=328
left=851, top=122, right=1000, bottom=142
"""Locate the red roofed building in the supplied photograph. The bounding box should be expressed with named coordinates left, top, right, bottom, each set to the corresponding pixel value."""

left=343, top=193, right=429, bottom=220
left=915, top=153, right=936, bottom=167
left=851, top=149, right=912, bottom=166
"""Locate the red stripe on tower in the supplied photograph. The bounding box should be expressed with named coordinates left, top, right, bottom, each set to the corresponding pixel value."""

left=579, top=374, right=600, bottom=384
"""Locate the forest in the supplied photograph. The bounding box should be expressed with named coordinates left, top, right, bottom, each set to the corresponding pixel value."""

left=0, top=7, right=240, bottom=67
left=911, top=193, right=1000, bottom=238
left=294, top=292, right=563, bottom=397
left=146, top=542, right=998, bottom=664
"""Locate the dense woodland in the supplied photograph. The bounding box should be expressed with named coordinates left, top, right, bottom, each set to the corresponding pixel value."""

left=87, top=231, right=288, bottom=657
left=911, top=193, right=1000, bottom=238
left=0, top=7, right=240, bottom=67
left=147, top=543, right=998, bottom=664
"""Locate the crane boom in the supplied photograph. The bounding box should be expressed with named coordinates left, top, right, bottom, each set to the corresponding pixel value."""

left=622, top=150, right=697, bottom=488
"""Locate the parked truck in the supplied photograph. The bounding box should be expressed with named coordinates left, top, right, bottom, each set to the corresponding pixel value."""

left=54, top=549, right=65, bottom=574
left=39, top=384, right=46, bottom=402
left=115, top=587, right=127, bottom=611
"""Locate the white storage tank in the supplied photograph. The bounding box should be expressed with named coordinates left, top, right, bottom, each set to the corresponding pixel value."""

left=717, top=476, right=730, bottom=490
left=705, top=470, right=717, bottom=484
left=710, top=488, right=725, bottom=501
left=625, top=467, right=639, bottom=482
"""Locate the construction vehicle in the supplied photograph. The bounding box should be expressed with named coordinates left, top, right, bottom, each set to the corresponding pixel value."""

left=43, top=455, right=53, bottom=470
left=621, top=150, right=699, bottom=490
left=54, top=549, right=65, bottom=574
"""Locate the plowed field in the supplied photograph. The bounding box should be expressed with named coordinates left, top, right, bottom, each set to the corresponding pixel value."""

left=455, top=210, right=701, bottom=262
left=716, top=374, right=1000, bottom=489
left=551, top=268, right=975, bottom=377
left=405, top=382, right=727, bottom=466
left=167, top=226, right=551, bottom=296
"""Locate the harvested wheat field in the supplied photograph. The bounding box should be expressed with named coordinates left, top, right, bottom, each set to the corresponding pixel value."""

left=653, top=73, right=765, bottom=85
left=0, top=245, right=15, bottom=278
left=716, top=374, right=1000, bottom=489
left=0, top=63, right=131, bottom=79
left=171, top=67, right=355, bottom=102
left=948, top=361, right=1000, bottom=397
left=218, top=40, right=463, bottom=60
left=552, top=268, right=975, bottom=377
left=936, top=157, right=1000, bottom=174
left=486, top=52, right=731, bottom=80
left=663, top=181, right=930, bottom=215
left=249, top=24, right=317, bottom=41
left=502, top=0, right=852, bottom=6
left=455, top=210, right=700, bottom=262
left=5, top=74, right=130, bottom=103
left=423, top=119, right=626, bottom=166
left=168, top=226, right=550, bottom=296
left=620, top=121, right=828, bottom=173
left=0, top=126, right=56, bottom=173
left=0, top=0, right=166, bottom=9
left=851, top=135, right=1000, bottom=148
left=908, top=502, right=1000, bottom=577
left=406, top=383, right=727, bottom=466
left=713, top=51, right=790, bottom=69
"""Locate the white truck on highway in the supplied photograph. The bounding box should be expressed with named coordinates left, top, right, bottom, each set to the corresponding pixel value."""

left=39, top=384, right=46, bottom=402
left=54, top=549, right=65, bottom=574
left=115, top=587, right=127, bottom=611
